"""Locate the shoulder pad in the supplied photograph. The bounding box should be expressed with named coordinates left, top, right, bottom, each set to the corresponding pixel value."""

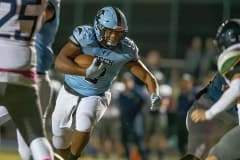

left=121, top=37, right=139, bottom=60
left=72, top=25, right=96, bottom=47
left=217, top=48, right=240, bottom=75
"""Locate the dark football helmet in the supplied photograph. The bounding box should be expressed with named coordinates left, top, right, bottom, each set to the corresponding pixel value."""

left=215, top=19, right=240, bottom=53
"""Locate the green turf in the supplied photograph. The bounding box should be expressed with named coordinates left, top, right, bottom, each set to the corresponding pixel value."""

left=0, top=152, right=20, bottom=160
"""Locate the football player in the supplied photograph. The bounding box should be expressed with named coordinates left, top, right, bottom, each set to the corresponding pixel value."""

left=0, top=0, right=54, bottom=160
left=191, top=19, right=240, bottom=160
left=52, top=6, right=161, bottom=160
left=181, top=19, right=240, bottom=160
left=0, top=0, right=61, bottom=160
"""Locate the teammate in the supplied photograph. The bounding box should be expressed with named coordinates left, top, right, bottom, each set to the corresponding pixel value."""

left=191, top=19, right=240, bottom=160
left=51, top=6, right=161, bottom=160
left=35, top=0, right=61, bottom=121
left=180, top=20, right=240, bottom=160
left=0, top=0, right=61, bottom=159
left=17, top=0, right=61, bottom=159
left=0, top=0, right=54, bottom=160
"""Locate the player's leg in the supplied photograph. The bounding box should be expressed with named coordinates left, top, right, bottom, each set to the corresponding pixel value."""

left=37, top=74, right=52, bottom=122
left=51, top=86, right=79, bottom=159
left=15, top=73, right=51, bottom=160
left=187, top=94, right=237, bottom=159
left=0, top=106, right=10, bottom=126
left=17, top=129, right=32, bottom=160
left=15, top=74, right=52, bottom=160
left=69, top=92, right=110, bottom=159
left=207, top=126, right=240, bottom=160
left=0, top=83, right=54, bottom=160
left=0, top=106, right=33, bottom=160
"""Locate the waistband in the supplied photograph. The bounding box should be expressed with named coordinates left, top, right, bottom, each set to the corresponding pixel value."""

left=63, top=81, right=85, bottom=97
left=63, top=81, right=105, bottom=97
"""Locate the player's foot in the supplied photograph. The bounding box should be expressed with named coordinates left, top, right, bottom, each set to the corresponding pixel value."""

left=179, top=154, right=200, bottom=160
left=206, top=155, right=218, bottom=160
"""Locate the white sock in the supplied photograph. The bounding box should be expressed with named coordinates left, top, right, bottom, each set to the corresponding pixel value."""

left=30, top=137, right=54, bottom=160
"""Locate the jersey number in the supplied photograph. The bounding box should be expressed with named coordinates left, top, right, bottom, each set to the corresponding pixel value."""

left=85, top=69, right=107, bottom=84
left=0, top=0, right=42, bottom=40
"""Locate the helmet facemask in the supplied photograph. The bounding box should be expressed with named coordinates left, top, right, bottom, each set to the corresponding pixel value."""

left=99, top=26, right=127, bottom=48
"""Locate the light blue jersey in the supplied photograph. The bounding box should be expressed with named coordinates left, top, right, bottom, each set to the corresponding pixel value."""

left=35, top=0, right=61, bottom=73
left=65, top=25, right=139, bottom=96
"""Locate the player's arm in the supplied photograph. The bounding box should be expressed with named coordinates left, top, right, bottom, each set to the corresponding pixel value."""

left=191, top=73, right=240, bottom=122
left=54, top=41, right=87, bottom=76
left=125, top=60, right=161, bottom=111
left=42, top=2, right=55, bottom=23
left=205, top=73, right=240, bottom=119
left=124, top=60, right=159, bottom=94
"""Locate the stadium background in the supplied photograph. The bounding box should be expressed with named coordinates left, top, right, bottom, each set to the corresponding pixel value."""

left=1, top=0, right=240, bottom=159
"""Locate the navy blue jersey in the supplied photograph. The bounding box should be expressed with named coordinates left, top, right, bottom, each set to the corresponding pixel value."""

left=206, top=73, right=237, bottom=115
left=206, top=73, right=226, bottom=102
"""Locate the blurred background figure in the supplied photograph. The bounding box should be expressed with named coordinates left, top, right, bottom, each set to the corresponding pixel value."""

left=117, top=72, right=148, bottom=160
left=199, top=37, right=218, bottom=81
left=92, top=82, right=122, bottom=159
left=144, top=50, right=167, bottom=84
left=176, top=73, right=196, bottom=156
left=143, top=49, right=169, bottom=160
left=184, top=36, right=203, bottom=79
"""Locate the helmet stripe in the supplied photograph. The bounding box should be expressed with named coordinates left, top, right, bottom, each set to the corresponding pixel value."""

left=113, top=7, right=122, bottom=27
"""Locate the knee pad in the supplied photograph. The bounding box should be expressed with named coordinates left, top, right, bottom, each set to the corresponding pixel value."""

left=52, top=135, right=71, bottom=149
left=76, top=113, right=92, bottom=132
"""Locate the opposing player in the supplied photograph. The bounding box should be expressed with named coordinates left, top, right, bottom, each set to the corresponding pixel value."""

left=16, top=1, right=61, bottom=160
left=35, top=0, right=61, bottom=120
left=191, top=19, right=240, bottom=160
left=52, top=6, right=161, bottom=160
left=0, top=0, right=54, bottom=160
left=180, top=20, right=240, bottom=160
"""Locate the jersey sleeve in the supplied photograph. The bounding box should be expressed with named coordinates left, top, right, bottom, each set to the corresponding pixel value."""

left=69, top=26, right=95, bottom=47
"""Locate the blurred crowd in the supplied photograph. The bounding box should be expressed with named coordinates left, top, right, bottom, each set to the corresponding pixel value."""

left=0, top=36, right=218, bottom=160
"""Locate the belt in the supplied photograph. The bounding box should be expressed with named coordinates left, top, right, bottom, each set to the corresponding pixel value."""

left=63, top=81, right=105, bottom=97
left=63, top=82, right=85, bottom=97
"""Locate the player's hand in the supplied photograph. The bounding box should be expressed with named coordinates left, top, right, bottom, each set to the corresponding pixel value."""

left=86, top=58, right=106, bottom=79
left=191, top=109, right=207, bottom=123
left=150, top=93, right=161, bottom=111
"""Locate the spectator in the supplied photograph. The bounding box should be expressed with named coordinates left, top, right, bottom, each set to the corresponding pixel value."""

left=184, top=36, right=203, bottom=79
left=176, top=74, right=197, bottom=156
left=118, top=73, right=148, bottom=160
left=145, top=50, right=166, bottom=84
left=199, top=37, right=218, bottom=80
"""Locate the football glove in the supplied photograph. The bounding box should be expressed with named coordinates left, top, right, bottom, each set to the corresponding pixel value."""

left=86, top=58, right=106, bottom=79
left=150, top=93, right=161, bottom=111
